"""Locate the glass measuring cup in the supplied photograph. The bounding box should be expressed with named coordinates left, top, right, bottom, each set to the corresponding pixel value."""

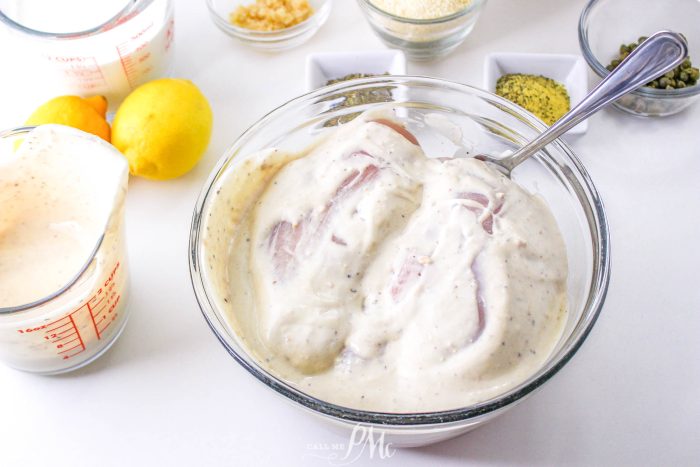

left=0, top=0, right=174, bottom=107
left=0, top=126, right=130, bottom=374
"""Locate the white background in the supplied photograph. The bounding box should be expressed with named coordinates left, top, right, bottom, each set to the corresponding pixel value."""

left=1, top=0, right=699, bottom=465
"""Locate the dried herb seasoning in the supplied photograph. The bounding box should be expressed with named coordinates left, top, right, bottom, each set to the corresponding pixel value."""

left=495, top=74, right=570, bottom=125
left=322, top=73, right=393, bottom=126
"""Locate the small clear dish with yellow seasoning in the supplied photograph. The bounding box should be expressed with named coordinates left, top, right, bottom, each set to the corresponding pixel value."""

left=206, top=0, right=332, bottom=51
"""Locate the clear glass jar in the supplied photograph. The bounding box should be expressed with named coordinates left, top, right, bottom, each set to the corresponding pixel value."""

left=189, top=77, right=611, bottom=447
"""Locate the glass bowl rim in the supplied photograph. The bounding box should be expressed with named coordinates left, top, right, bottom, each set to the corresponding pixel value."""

left=205, top=0, right=331, bottom=38
left=578, top=0, right=700, bottom=99
left=356, top=0, right=486, bottom=25
left=188, top=75, right=611, bottom=426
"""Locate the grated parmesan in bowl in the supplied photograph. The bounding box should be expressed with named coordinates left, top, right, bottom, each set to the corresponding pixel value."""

left=369, top=0, right=473, bottom=20
left=357, top=0, right=487, bottom=61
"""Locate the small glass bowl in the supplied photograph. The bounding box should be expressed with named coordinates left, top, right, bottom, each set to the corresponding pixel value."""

left=189, top=77, right=611, bottom=447
left=579, top=0, right=700, bottom=117
left=356, top=0, right=487, bottom=61
left=206, top=0, right=332, bottom=51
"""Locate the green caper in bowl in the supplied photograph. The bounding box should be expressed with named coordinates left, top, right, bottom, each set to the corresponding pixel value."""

left=579, top=0, right=700, bottom=117
left=606, top=36, right=700, bottom=90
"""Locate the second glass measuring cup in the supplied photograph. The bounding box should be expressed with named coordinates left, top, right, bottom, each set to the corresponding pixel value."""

left=0, top=0, right=174, bottom=106
left=0, top=125, right=130, bottom=374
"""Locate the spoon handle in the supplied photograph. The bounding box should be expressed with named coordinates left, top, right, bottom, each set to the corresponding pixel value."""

left=502, top=30, right=688, bottom=172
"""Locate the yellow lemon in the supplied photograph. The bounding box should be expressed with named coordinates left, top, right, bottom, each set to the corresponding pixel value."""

left=25, top=95, right=111, bottom=142
left=111, top=78, right=213, bottom=180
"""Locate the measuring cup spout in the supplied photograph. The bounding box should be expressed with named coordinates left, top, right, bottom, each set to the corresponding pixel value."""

left=0, top=125, right=131, bottom=374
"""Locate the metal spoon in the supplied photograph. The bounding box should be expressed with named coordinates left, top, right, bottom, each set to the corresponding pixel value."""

left=477, top=30, right=689, bottom=175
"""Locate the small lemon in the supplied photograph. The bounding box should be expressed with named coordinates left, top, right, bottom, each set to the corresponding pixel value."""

left=25, top=95, right=110, bottom=142
left=111, top=78, right=213, bottom=180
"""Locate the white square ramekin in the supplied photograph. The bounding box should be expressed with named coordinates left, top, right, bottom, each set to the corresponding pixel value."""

left=306, top=50, right=407, bottom=91
left=484, top=53, right=589, bottom=135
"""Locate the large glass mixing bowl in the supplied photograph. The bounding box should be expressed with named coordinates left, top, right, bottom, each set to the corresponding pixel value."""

left=189, top=77, right=610, bottom=447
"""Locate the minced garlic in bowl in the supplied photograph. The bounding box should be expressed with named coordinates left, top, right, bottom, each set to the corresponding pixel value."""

left=230, top=0, right=314, bottom=31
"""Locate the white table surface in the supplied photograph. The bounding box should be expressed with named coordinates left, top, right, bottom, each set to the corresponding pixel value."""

left=1, top=1, right=698, bottom=465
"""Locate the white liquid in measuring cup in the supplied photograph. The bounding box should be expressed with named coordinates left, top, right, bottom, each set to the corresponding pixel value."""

left=0, top=0, right=174, bottom=107
left=0, top=125, right=130, bottom=374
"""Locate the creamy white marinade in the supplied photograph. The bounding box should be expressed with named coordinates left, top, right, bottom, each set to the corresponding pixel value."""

left=0, top=125, right=129, bottom=373
left=204, top=111, right=568, bottom=412
left=0, top=126, right=125, bottom=306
